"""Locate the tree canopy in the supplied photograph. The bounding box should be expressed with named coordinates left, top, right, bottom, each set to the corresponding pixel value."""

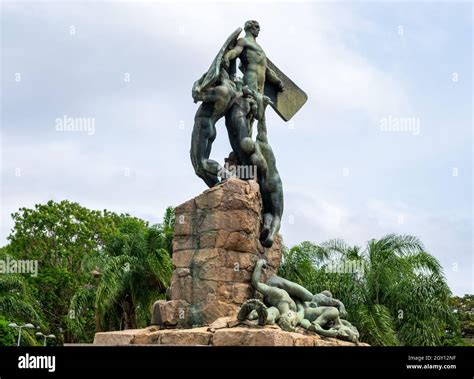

left=0, top=201, right=174, bottom=344
left=0, top=201, right=466, bottom=346
left=278, top=235, right=459, bottom=346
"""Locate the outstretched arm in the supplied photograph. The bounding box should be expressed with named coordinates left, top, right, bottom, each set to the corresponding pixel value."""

left=267, top=276, right=313, bottom=302
left=308, top=323, right=338, bottom=338
left=251, top=259, right=271, bottom=294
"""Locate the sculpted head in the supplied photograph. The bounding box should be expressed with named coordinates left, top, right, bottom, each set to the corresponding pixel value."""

left=244, top=20, right=260, bottom=37
left=321, top=290, right=332, bottom=298
left=278, top=310, right=298, bottom=332
left=337, top=324, right=359, bottom=343
left=309, top=290, right=333, bottom=307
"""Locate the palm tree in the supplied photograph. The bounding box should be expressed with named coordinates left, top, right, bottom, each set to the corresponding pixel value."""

left=66, top=284, right=97, bottom=342
left=0, top=247, right=45, bottom=332
left=68, top=208, right=174, bottom=337
left=0, top=273, right=44, bottom=328
left=0, top=256, right=46, bottom=346
left=278, top=234, right=454, bottom=346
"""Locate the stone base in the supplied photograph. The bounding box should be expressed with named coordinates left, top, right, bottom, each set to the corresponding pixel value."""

left=152, top=178, right=282, bottom=328
left=93, top=318, right=370, bottom=347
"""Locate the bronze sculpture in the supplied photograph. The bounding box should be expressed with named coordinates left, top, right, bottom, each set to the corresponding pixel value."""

left=238, top=259, right=360, bottom=343
left=191, top=20, right=307, bottom=247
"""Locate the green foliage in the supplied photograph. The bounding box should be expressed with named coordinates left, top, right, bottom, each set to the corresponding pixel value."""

left=0, top=272, right=44, bottom=328
left=356, top=304, right=399, bottom=346
left=0, top=316, right=17, bottom=346
left=65, top=285, right=97, bottom=342
left=278, top=234, right=457, bottom=346
left=0, top=316, right=39, bottom=347
left=0, top=247, right=45, bottom=331
left=444, top=294, right=474, bottom=346
left=2, top=200, right=150, bottom=342
left=67, top=207, right=174, bottom=338
left=0, top=199, right=464, bottom=347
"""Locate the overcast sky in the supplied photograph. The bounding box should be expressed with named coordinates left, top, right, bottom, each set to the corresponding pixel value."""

left=1, top=1, right=472, bottom=295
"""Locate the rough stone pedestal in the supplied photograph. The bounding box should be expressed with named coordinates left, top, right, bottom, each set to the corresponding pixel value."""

left=151, top=178, right=281, bottom=328
left=93, top=317, right=370, bottom=346
left=92, top=178, right=370, bottom=346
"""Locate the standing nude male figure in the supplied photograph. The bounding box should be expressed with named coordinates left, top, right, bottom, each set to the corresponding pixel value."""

left=190, top=21, right=308, bottom=248
left=223, top=20, right=284, bottom=247
left=223, top=20, right=283, bottom=136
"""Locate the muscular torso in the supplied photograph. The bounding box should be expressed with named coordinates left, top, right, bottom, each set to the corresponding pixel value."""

left=263, top=286, right=297, bottom=313
left=197, top=78, right=239, bottom=122
left=240, top=37, right=267, bottom=93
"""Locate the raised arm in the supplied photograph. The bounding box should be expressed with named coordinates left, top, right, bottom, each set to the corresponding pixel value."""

left=251, top=259, right=271, bottom=294
left=223, top=39, right=245, bottom=67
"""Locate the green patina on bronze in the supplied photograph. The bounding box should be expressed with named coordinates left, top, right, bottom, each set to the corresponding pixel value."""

left=190, top=20, right=307, bottom=248
left=238, top=259, right=360, bottom=343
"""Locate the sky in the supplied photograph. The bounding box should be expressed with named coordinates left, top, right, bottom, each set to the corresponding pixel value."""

left=1, top=1, right=472, bottom=295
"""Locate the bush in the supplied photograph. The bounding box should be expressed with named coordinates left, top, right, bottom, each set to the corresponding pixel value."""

left=0, top=316, right=18, bottom=346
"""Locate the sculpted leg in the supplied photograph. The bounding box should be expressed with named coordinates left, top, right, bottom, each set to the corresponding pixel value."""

left=313, top=306, right=340, bottom=328
left=190, top=105, right=222, bottom=187
left=266, top=275, right=313, bottom=302
left=252, top=112, right=284, bottom=247
left=265, top=185, right=283, bottom=247
left=225, top=102, right=252, bottom=169
left=308, top=323, right=338, bottom=338
left=300, top=318, right=312, bottom=329
left=191, top=70, right=237, bottom=188
left=260, top=212, right=272, bottom=243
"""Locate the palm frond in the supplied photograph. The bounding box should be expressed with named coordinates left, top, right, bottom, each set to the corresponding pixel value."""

left=356, top=303, right=399, bottom=346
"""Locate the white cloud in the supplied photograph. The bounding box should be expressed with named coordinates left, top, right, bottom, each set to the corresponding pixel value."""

left=1, top=2, right=471, bottom=296
left=283, top=188, right=473, bottom=295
